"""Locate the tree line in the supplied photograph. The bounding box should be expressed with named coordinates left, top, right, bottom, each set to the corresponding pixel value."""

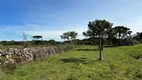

left=61, top=19, right=142, bottom=46
left=0, top=19, right=141, bottom=47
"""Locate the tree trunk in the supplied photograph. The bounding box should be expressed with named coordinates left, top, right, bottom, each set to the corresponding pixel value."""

left=99, top=34, right=102, bottom=61
left=119, top=33, right=121, bottom=46
left=101, top=37, right=104, bottom=50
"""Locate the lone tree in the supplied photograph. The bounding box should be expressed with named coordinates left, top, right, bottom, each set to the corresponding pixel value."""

left=32, top=35, right=42, bottom=40
left=83, top=20, right=113, bottom=61
left=60, top=31, right=78, bottom=42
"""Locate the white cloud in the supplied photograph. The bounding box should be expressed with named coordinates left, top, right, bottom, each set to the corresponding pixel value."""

left=24, top=23, right=39, bottom=27
left=25, top=25, right=88, bottom=41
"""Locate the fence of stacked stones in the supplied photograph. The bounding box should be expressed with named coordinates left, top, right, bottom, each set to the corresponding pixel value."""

left=0, top=45, right=75, bottom=66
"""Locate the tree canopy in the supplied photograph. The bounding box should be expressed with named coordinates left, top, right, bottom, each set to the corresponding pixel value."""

left=60, top=31, right=78, bottom=41
left=33, top=35, right=42, bottom=40
left=113, top=26, right=130, bottom=46
left=83, top=20, right=113, bottom=38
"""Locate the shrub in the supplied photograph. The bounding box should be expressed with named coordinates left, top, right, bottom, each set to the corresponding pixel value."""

left=121, top=38, right=138, bottom=46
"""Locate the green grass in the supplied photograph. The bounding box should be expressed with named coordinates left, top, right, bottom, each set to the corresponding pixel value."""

left=0, top=44, right=142, bottom=80
left=0, top=45, right=23, bottom=49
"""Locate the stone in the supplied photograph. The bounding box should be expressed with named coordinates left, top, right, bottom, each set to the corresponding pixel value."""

left=0, top=46, right=74, bottom=64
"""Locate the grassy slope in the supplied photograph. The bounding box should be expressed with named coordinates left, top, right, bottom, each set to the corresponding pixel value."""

left=0, top=44, right=142, bottom=80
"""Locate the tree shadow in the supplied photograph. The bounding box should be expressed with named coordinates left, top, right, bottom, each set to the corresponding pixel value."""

left=60, top=57, right=86, bottom=63
left=104, top=45, right=119, bottom=48
left=77, top=49, right=98, bottom=51
left=60, top=57, right=99, bottom=64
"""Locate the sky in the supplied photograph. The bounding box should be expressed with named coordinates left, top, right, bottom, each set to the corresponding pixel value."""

left=0, top=0, right=142, bottom=41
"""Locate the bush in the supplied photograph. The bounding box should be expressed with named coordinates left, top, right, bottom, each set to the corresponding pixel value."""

left=122, top=39, right=136, bottom=46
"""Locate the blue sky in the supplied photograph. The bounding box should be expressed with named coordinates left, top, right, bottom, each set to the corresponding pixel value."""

left=0, top=0, right=142, bottom=41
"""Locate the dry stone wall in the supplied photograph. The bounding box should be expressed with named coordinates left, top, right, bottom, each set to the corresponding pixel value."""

left=0, top=46, right=74, bottom=64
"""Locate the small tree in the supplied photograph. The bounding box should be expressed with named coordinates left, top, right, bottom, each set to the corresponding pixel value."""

left=31, top=35, right=43, bottom=45
left=60, top=31, right=78, bottom=42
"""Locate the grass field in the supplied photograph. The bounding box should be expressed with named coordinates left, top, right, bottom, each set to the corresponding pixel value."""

left=0, top=44, right=142, bottom=80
